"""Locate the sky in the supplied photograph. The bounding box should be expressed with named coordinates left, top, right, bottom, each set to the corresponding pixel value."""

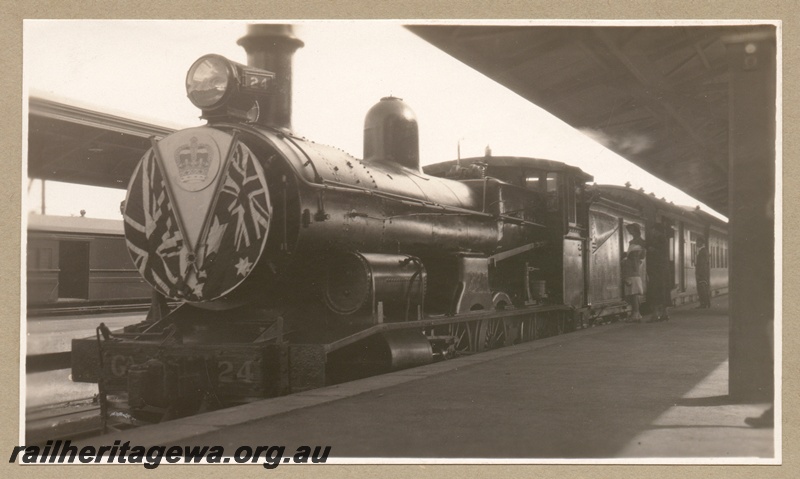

left=23, top=20, right=727, bottom=221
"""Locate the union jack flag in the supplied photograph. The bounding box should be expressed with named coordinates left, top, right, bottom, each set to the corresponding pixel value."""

left=218, top=142, right=271, bottom=250
left=124, top=150, right=186, bottom=298
left=124, top=136, right=271, bottom=302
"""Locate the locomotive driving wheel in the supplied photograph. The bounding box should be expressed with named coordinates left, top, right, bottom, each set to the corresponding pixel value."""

left=448, top=321, right=476, bottom=354
left=475, top=293, right=516, bottom=351
left=477, top=318, right=507, bottom=351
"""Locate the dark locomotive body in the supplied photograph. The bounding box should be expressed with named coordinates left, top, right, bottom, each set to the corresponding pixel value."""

left=70, top=25, right=729, bottom=423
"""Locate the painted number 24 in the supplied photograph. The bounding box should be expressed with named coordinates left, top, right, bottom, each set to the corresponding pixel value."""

left=218, top=360, right=256, bottom=383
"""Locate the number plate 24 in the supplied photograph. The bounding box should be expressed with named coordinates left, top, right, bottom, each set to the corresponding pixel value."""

left=217, top=360, right=257, bottom=384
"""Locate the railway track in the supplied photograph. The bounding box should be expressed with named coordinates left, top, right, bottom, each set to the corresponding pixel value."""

left=25, top=397, right=103, bottom=445
left=27, top=302, right=151, bottom=318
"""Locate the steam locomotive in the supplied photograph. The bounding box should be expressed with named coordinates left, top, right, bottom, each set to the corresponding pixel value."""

left=71, top=25, right=728, bottom=423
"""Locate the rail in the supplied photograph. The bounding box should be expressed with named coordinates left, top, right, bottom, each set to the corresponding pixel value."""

left=25, top=397, right=102, bottom=445
left=26, top=300, right=179, bottom=318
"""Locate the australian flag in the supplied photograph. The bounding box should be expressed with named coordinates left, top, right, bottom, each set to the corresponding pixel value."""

left=199, top=142, right=271, bottom=299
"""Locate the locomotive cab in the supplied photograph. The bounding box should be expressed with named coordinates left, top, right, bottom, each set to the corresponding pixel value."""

left=425, top=157, right=592, bottom=312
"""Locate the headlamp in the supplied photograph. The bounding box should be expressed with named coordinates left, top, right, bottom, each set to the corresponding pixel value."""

left=186, top=55, right=232, bottom=109
left=185, top=54, right=275, bottom=121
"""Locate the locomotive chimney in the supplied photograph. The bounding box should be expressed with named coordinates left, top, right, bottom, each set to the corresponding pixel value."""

left=237, top=24, right=304, bottom=131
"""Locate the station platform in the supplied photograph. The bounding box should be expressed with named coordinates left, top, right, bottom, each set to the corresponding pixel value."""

left=75, top=295, right=777, bottom=462
left=26, top=311, right=145, bottom=356
left=26, top=312, right=146, bottom=408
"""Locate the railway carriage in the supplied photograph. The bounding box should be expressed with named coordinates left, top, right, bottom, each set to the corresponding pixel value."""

left=27, top=214, right=151, bottom=307
left=592, top=186, right=729, bottom=311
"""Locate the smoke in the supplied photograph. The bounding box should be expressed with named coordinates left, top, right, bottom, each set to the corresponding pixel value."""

left=580, top=128, right=654, bottom=156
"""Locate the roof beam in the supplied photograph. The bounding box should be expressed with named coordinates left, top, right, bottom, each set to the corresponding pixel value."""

left=590, top=29, right=717, bottom=149
left=29, top=127, right=108, bottom=177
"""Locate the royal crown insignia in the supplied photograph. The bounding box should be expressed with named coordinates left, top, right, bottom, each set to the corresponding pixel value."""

left=175, top=136, right=213, bottom=184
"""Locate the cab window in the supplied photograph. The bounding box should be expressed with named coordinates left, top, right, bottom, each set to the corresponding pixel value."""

left=545, top=172, right=559, bottom=211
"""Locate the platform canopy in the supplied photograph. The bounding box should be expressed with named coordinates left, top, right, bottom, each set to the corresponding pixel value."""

left=27, top=96, right=174, bottom=189
left=408, top=24, right=776, bottom=217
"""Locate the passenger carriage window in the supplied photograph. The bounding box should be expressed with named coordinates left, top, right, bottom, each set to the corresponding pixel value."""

left=709, top=245, right=717, bottom=268
left=32, top=247, right=53, bottom=270
left=669, top=234, right=675, bottom=262
left=39, top=248, right=53, bottom=269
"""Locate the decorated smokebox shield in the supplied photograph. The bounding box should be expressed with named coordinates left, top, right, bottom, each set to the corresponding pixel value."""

left=123, top=127, right=272, bottom=302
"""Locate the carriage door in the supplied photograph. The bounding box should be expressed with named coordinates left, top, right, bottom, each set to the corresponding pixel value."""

left=666, top=224, right=677, bottom=290
left=58, top=240, right=89, bottom=300
left=563, top=238, right=585, bottom=308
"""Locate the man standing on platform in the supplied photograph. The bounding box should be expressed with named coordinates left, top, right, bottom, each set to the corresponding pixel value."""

left=623, top=223, right=646, bottom=322
left=695, top=236, right=711, bottom=308
left=646, top=223, right=671, bottom=322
